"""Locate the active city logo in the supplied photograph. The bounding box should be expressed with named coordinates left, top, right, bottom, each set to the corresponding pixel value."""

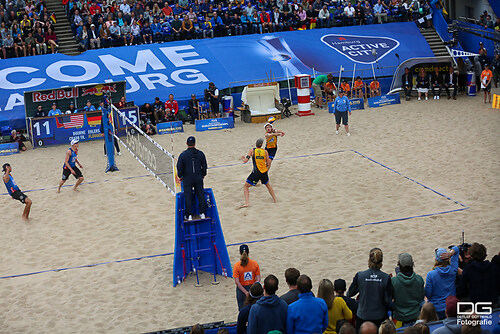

left=321, top=34, right=399, bottom=64
left=81, top=84, right=117, bottom=97
left=456, top=302, right=493, bottom=326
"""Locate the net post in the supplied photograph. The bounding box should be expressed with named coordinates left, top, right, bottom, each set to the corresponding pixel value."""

left=103, top=101, right=119, bottom=172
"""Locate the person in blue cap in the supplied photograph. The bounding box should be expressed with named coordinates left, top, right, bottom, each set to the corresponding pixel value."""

left=48, top=102, right=62, bottom=116
left=177, top=136, right=207, bottom=221
left=425, top=246, right=459, bottom=319
left=333, top=88, right=351, bottom=136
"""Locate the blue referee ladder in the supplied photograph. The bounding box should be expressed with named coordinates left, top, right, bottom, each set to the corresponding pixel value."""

left=173, top=188, right=232, bottom=287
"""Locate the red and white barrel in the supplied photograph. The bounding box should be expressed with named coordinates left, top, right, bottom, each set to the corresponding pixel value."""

left=294, top=74, right=314, bottom=116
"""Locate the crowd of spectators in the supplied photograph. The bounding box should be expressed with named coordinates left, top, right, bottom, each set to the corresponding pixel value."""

left=312, top=73, right=381, bottom=109
left=477, top=10, right=500, bottom=31
left=33, top=99, right=106, bottom=117
left=198, top=242, right=500, bottom=334
left=64, top=0, right=433, bottom=50
left=0, top=0, right=60, bottom=58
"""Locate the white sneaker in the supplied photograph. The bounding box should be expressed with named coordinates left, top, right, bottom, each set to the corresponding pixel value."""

left=437, top=96, right=440, bottom=100
left=200, top=213, right=205, bottom=219
left=418, top=97, right=421, bottom=101
left=434, top=96, right=436, bottom=100
left=117, top=152, right=122, bottom=156
left=187, top=215, right=192, bottom=221
left=425, top=97, right=428, bottom=101
left=335, top=130, right=339, bottom=135
left=347, top=132, right=350, bottom=136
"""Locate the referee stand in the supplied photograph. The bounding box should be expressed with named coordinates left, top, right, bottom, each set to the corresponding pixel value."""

left=173, top=188, right=232, bottom=287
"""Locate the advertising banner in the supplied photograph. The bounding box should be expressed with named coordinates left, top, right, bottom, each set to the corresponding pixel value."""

left=0, top=22, right=433, bottom=129
left=157, top=121, right=184, bottom=135
left=367, top=94, right=401, bottom=108
left=0, top=142, right=19, bottom=156
left=328, top=98, right=364, bottom=113
left=23, top=81, right=126, bottom=120
left=195, top=117, right=234, bottom=132
left=29, top=111, right=103, bottom=148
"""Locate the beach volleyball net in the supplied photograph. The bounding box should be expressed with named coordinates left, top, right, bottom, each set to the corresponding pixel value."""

left=111, top=105, right=176, bottom=195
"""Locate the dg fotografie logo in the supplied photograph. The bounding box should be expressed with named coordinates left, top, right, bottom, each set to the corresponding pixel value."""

left=321, top=34, right=399, bottom=64
left=456, top=302, right=493, bottom=326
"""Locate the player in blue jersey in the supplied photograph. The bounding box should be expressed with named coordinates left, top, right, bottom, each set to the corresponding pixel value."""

left=3, top=163, right=32, bottom=220
left=57, top=139, right=84, bottom=193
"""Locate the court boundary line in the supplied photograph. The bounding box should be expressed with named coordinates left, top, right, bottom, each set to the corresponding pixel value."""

left=0, top=150, right=469, bottom=280
left=0, top=149, right=349, bottom=196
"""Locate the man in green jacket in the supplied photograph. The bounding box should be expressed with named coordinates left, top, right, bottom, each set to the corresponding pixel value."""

left=391, top=253, right=425, bottom=327
left=312, top=73, right=333, bottom=110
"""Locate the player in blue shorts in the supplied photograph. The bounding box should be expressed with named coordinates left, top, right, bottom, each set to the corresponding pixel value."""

left=58, top=139, right=84, bottom=193
left=3, top=163, right=32, bottom=220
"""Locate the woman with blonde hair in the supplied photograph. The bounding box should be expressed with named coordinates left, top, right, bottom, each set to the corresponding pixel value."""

left=347, top=248, right=392, bottom=331
left=233, top=244, right=260, bottom=311
left=416, top=302, right=439, bottom=324
left=318, top=279, right=353, bottom=334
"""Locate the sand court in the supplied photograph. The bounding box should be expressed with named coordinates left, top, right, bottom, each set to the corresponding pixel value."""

left=1, top=146, right=466, bottom=280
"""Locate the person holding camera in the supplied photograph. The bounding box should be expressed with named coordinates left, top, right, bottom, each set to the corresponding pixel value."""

left=207, top=82, right=220, bottom=118
left=425, top=246, right=459, bottom=319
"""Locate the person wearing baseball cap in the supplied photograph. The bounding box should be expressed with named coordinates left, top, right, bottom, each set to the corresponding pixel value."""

left=48, top=102, right=62, bottom=116
left=67, top=101, right=78, bottom=114
left=333, top=87, right=351, bottom=136
left=425, top=245, right=460, bottom=319
left=3, top=163, right=32, bottom=220
left=83, top=100, right=96, bottom=112
left=187, top=93, right=200, bottom=124
left=57, top=138, right=84, bottom=193
left=176, top=136, right=207, bottom=221
left=391, top=253, right=425, bottom=327
left=233, top=244, right=260, bottom=311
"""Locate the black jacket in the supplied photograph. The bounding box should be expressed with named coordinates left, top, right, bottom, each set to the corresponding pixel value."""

left=177, top=147, right=207, bottom=183
left=431, top=72, right=443, bottom=86
left=444, top=72, right=458, bottom=86
left=458, top=260, right=500, bottom=305
left=402, top=73, right=413, bottom=87
left=347, top=268, right=393, bottom=320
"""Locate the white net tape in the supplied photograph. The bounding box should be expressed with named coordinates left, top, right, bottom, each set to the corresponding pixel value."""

left=112, top=105, right=176, bottom=195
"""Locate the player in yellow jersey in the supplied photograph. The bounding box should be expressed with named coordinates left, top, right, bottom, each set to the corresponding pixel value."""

left=240, top=138, right=277, bottom=208
left=264, top=122, right=285, bottom=167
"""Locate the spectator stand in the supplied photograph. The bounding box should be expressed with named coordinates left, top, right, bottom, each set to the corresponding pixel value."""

left=387, top=55, right=482, bottom=96
left=61, top=0, right=425, bottom=51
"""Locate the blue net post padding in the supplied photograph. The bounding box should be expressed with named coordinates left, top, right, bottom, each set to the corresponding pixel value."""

left=102, top=106, right=119, bottom=172
left=173, top=188, right=232, bottom=287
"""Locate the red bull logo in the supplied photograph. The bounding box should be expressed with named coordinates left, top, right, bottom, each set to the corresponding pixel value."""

left=32, top=88, right=79, bottom=102
left=81, top=84, right=117, bottom=96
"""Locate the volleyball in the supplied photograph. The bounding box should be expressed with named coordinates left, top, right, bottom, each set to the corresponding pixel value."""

left=268, top=116, right=276, bottom=124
